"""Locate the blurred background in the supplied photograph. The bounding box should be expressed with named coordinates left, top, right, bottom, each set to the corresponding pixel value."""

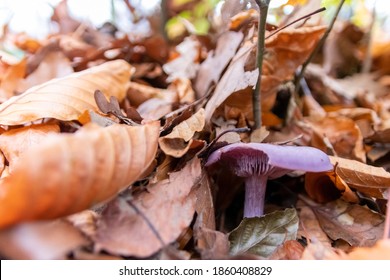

left=0, top=0, right=389, bottom=40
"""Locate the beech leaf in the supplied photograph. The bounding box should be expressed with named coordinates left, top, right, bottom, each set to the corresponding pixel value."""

left=312, top=200, right=384, bottom=247
left=229, top=208, right=299, bottom=258
left=94, top=158, right=202, bottom=258
left=0, top=60, right=132, bottom=125
left=0, top=123, right=60, bottom=173
left=0, top=121, right=160, bottom=228
left=347, top=240, right=390, bottom=260
left=204, top=40, right=258, bottom=123
left=159, top=108, right=205, bottom=158
left=306, top=155, right=390, bottom=201
left=195, top=31, right=243, bottom=98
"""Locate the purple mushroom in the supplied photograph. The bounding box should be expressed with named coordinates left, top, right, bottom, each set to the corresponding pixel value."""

left=205, top=143, right=333, bottom=218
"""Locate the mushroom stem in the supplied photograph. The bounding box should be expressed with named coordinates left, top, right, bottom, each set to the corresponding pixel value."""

left=244, top=175, right=268, bottom=218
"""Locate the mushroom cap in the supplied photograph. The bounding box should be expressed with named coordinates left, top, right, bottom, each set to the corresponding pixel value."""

left=205, top=143, right=333, bottom=179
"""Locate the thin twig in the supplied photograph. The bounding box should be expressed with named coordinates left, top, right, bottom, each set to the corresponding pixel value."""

left=362, top=4, right=376, bottom=73
left=160, top=0, right=169, bottom=41
left=295, top=0, right=346, bottom=93
left=265, top=7, right=326, bottom=40
left=127, top=199, right=166, bottom=246
left=253, top=0, right=270, bottom=129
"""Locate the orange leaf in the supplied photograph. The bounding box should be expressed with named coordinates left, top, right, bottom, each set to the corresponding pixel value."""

left=308, top=115, right=365, bottom=162
left=0, top=60, right=132, bottom=125
left=0, top=123, right=60, bottom=173
left=0, top=121, right=160, bottom=228
left=0, top=58, right=27, bottom=101
left=305, top=155, right=390, bottom=201
left=330, top=156, right=390, bottom=199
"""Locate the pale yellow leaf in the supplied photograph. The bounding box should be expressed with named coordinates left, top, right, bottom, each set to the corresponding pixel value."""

left=0, top=60, right=132, bottom=125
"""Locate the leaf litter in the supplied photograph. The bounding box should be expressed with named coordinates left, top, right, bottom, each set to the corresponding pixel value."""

left=0, top=1, right=389, bottom=260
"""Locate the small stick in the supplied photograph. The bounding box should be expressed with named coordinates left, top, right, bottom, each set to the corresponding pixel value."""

left=295, top=0, right=346, bottom=93
left=253, top=0, right=271, bottom=129
left=265, top=7, right=326, bottom=40
left=362, top=4, right=376, bottom=73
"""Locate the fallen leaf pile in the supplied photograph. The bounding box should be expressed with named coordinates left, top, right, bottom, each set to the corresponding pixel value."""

left=0, top=0, right=389, bottom=260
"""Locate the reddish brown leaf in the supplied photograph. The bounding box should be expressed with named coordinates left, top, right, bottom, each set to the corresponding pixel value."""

left=270, top=240, right=305, bottom=260
left=308, top=115, right=365, bottom=162
left=297, top=203, right=332, bottom=246
left=330, top=156, right=390, bottom=199
left=94, top=158, right=202, bottom=258
left=312, top=200, right=384, bottom=247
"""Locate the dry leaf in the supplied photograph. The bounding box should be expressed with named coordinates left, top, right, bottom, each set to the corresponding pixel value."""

left=0, top=60, right=132, bottom=125
left=312, top=200, right=384, bottom=247
left=0, top=123, right=60, bottom=172
left=194, top=228, right=230, bottom=260
left=18, top=51, right=73, bottom=92
left=347, top=239, right=390, bottom=260
left=159, top=108, right=205, bottom=158
left=301, top=238, right=345, bottom=260
left=307, top=115, right=365, bottom=162
left=138, top=98, right=173, bottom=121
left=0, top=121, right=160, bottom=228
left=306, top=155, right=390, bottom=201
left=0, top=59, right=26, bottom=101
left=0, top=219, right=88, bottom=259
left=195, top=31, right=243, bottom=98
left=270, top=240, right=304, bottom=260
left=260, top=25, right=326, bottom=111
left=194, top=169, right=216, bottom=231
left=163, top=37, right=200, bottom=82
left=127, top=81, right=171, bottom=107
left=327, top=107, right=379, bottom=139
left=205, top=25, right=326, bottom=123
left=297, top=203, right=332, bottom=246
left=168, top=78, right=195, bottom=104
left=94, top=158, right=202, bottom=258
left=204, top=39, right=258, bottom=123
left=323, top=22, right=364, bottom=78
left=66, top=210, right=98, bottom=240
left=306, top=64, right=387, bottom=100
left=330, top=156, right=390, bottom=199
